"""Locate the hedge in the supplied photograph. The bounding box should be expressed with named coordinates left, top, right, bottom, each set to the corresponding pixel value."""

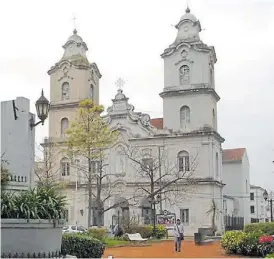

left=124, top=224, right=167, bottom=239
left=88, top=228, right=108, bottom=241
left=61, top=233, right=105, bottom=258
left=244, top=222, right=274, bottom=235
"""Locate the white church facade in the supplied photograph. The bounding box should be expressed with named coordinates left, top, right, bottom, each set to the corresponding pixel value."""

left=41, top=8, right=251, bottom=236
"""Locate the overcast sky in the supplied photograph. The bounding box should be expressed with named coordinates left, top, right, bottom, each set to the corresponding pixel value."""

left=0, top=0, right=274, bottom=191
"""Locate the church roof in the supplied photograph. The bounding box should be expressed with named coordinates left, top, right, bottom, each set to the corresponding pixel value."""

left=222, top=148, right=246, bottom=162
left=151, top=118, right=163, bottom=129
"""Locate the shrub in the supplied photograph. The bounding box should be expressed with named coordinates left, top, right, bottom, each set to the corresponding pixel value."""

left=1, top=186, right=66, bottom=220
left=146, top=224, right=167, bottom=239
left=240, top=230, right=264, bottom=255
left=124, top=225, right=152, bottom=238
left=124, top=224, right=167, bottom=239
left=244, top=222, right=274, bottom=235
left=61, top=233, right=105, bottom=258
left=221, top=230, right=246, bottom=254
left=266, top=253, right=274, bottom=258
left=88, top=228, right=107, bottom=241
left=221, top=230, right=269, bottom=256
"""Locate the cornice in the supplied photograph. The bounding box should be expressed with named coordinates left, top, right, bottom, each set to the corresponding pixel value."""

left=161, top=40, right=214, bottom=58
left=159, top=87, right=220, bottom=102
left=90, top=62, right=102, bottom=79
left=47, top=59, right=102, bottom=78
left=49, top=100, right=81, bottom=111
left=129, top=129, right=225, bottom=144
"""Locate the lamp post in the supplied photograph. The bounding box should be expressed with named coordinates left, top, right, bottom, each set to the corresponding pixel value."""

left=29, top=90, right=50, bottom=129
left=148, top=194, right=161, bottom=238
left=263, top=189, right=273, bottom=222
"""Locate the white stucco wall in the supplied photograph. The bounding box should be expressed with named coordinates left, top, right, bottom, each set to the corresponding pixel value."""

left=250, top=185, right=268, bottom=222
left=1, top=97, right=35, bottom=190
left=222, top=152, right=251, bottom=224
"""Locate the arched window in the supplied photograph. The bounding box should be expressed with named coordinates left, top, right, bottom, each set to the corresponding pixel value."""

left=178, top=151, right=190, bottom=172
left=61, top=82, right=70, bottom=100
left=61, top=158, right=70, bottom=176
left=90, top=84, right=94, bottom=100
left=179, top=65, right=190, bottom=85
left=180, top=106, right=190, bottom=128
left=61, top=118, right=69, bottom=136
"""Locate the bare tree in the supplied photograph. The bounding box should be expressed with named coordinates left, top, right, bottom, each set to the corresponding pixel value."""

left=121, top=144, right=198, bottom=223
left=69, top=147, right=141, bottom=227
left=34, top=143, right=67, bottom=189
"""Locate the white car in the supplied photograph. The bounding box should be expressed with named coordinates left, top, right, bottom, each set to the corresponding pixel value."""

left=62, top=225, right=87, bottom=234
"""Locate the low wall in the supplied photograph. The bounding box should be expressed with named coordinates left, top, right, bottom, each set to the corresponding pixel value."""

left=1, top=219, right=65, bottom=257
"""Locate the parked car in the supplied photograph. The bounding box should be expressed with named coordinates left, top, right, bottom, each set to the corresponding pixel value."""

left=62, top=225, right=87, bottom=234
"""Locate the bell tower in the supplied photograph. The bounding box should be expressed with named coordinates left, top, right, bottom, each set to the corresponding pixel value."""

left=160, top=7, right=219, bottom=132
left=47, top=29, right=102, bottom=138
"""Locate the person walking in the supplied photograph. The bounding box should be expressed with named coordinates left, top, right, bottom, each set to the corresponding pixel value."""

left=173, top=218, right=184, bottom=252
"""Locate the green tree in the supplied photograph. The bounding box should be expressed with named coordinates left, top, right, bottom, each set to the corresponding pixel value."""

left=66, top=99, right=119, bottom=227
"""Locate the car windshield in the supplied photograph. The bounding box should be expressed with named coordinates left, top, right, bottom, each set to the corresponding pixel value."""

left=63, top=226, right=69, bottom=230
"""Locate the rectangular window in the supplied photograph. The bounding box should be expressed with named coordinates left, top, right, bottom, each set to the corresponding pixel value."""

left=250, top=205, right=255, bottom=214
left=250, top=193, right=254, bottom=201
left=180, top=209, right=189, bottom=225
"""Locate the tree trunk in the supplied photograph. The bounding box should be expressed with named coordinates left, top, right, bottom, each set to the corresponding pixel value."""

left=88, top=156, right=92, bottom=228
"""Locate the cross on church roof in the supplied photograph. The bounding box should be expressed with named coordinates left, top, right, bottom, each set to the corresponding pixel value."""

left=115, top=78, right=125, bottom=90
left=72, top=15, right=77, bottom=33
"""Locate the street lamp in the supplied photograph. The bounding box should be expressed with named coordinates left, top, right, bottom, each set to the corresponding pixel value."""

left=263, top=189, right=273, bottom=222
left=30, top=89, right=50, bottom=130
left=148, top=194, right=161, bottom=238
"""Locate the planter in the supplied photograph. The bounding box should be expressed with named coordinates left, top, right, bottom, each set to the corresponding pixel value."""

left=1, top=218, right=65, bottom=257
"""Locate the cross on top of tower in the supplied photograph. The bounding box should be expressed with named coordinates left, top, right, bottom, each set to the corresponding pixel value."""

left=72, top=15, right=77, bottom=34
left=115, top=78, right=125, bottom=91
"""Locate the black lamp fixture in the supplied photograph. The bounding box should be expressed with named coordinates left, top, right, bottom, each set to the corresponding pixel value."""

left=30, top=89, right=50, bottom=130
left=263, top=189, right=268, bottom=201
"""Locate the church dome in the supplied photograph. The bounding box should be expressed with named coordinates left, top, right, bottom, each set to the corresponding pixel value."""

left=67, top=29, right=84, bottom=44
left=115, top=89, right=127, bottom=100
left=179, top=7, right=198, bottom=23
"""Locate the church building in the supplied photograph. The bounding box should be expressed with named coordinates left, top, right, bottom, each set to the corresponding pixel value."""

left=43, top=7, right=249, bottom=235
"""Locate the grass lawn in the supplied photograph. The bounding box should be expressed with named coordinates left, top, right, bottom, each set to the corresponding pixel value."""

left=103, top=237, right=164, bottom=248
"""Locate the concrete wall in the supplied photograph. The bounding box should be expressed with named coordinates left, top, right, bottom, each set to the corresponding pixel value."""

left=1, top=219, right=64, bottom=256
left=1, top=97, right=35, bottom=190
